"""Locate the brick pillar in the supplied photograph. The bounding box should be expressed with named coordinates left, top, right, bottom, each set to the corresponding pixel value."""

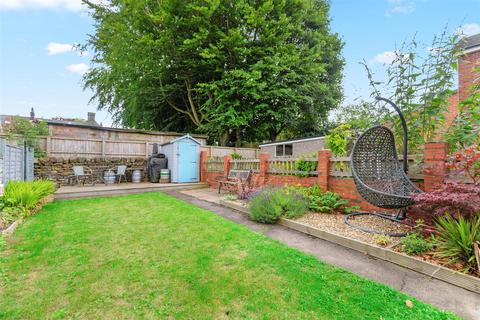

left=199, top=151, right=208, bottom=182
left=423, top=142, right=448, bottom=192
left=258, top=153, right=270, bottom=186
left=223, top=155, right=232, bottom=177
left=317, top=150, right=332, bottom=191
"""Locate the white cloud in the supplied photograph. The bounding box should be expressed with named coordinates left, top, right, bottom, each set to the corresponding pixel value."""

left=66, top=63, right=88, bottom=74
left=390, top=4, right=415, bottom=14
left=371, top=51, right=397, bottom=65
left=386, top=0, right=415, bottom=15
left=46, top=42, right=74, bottom=55
left=0, top=0, right=85, bottom=11
left=456, top=23, right=480, bottom=37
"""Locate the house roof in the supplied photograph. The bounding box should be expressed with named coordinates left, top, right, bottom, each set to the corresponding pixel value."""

left=48, top=121, right=208, bottom=139
left=161, top=134, right=202, bottom=146
left=259, top=135, right=324, bottom=147
left=463, top=33, right=480, bottom=53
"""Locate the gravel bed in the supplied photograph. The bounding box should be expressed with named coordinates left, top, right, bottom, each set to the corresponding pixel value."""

left=295, top=212, right=412, bottom=247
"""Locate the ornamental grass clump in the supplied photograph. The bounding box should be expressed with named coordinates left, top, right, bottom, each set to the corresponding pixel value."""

left=248, top=187, right=308, bottom=224
left=3, top=180, right=55, bottom=210
left=434, top=214, right=480, bottom=273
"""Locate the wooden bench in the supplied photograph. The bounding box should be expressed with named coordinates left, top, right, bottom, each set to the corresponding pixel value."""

left=216, top=169, right=252, bottom=194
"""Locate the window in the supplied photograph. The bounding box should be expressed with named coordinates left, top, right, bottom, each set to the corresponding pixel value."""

left=276, top=145, right=283, bottom=157
left=275, top=144, right=293, bottom=157
left=284, top=144, right=293, bottom=156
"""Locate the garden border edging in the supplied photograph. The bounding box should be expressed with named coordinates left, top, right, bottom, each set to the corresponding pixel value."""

left=219, top=199, right=480, bottom=294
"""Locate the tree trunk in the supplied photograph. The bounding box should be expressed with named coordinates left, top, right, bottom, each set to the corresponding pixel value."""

left=235, top=128, right=241, bottom=147
left=219, top=131, right=229, bottom=146
left=269, top=129, right=277, bottom=142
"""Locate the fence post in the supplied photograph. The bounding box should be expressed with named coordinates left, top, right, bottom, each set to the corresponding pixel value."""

left=317, top=150, right=332, bottom=191
left=223, top=154, right=232, bottom=177
left=423, top=142, right=448, bottom=192
left=200, top=151, right=208, bottom=182
left=102, top=139, right=106, bottom=158
left=258, top=153, right=270, bottom=186
left=46, top=136, right=51, bottom=156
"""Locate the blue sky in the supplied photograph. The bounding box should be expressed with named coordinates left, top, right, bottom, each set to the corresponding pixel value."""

left=0, top=0, right=479, bottom=127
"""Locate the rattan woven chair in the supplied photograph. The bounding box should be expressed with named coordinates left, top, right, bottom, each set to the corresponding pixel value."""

left=345, top=97, right=422, bottom=236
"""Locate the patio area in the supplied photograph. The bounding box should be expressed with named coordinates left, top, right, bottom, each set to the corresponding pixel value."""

left=54, top=182, right=208, bottom=200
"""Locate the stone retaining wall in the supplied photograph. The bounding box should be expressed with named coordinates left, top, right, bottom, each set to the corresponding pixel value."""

left=35, top=157, right=147, bottom=186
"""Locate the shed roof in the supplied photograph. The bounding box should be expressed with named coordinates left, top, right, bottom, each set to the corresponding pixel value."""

left=259, top=135, right=324, bottom=147
left=161, top=134, right=201, bottom=146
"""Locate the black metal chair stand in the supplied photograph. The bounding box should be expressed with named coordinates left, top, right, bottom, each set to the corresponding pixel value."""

left=344, top=97, right=422, bottom=237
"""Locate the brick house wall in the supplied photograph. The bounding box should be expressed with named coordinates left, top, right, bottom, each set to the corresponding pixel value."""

left=443, top=35, right=480, bottom=135
left=458, top=49, right=480, bottom=102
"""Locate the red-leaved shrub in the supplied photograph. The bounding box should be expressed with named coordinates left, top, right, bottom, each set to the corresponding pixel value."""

left=411, top=182, right=480, bottom=225
left=446, top=144, right=480, bottom=184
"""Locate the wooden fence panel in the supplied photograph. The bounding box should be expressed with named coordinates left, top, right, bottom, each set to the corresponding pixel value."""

left=104, top=140, right=147, bottom=157
left=206, top=158, right=224, bottom=172
left=267, top=158, right=318, bottom=176
left=50, top=137, right=102, bottom=157
left=330, top=155, right=424, bottom=180
left=0, top=139, right=33, bottom=184
left=230, top=159, right=260, bottom=173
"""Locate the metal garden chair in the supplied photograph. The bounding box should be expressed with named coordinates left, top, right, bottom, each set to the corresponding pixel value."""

left=71, top=165, right=94, bottom=186
left=345, top=97, right=423, bottom=236
left=113, top=165, right=127, bottom=183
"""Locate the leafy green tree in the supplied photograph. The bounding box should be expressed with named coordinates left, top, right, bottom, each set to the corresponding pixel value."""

left=362, top=29, right=462, bottom=152
left=5, top=116, right=49, bottom=157
left=83, top=0, right=343, bottom=145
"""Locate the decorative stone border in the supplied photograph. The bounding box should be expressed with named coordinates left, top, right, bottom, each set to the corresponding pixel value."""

left=2, top=219, right=22, bottom=236
left=219, top=199, right=480, bottom=295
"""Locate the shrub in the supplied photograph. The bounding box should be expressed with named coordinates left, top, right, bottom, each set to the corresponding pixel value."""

left=401, top=233, right=432, bottom=256
left=295, top=153, right=317, bottom=177
left=446, top=144, right=480, bottom=184
left=373, top=234, right=391, bottom=247
left=286, top=185, right=358, bottom=214
left=411, top=182, right=480, bottom=223
left=434, top=215, right=480, bottom=272
left=3, top=180, right=55, bottom=210
left=248, top=188, right=308, bottom=224
left=231, top=152, right=242, bottom=160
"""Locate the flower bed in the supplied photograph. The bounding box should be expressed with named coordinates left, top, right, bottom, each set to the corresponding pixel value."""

left=223, top=180, right=480, bottom=280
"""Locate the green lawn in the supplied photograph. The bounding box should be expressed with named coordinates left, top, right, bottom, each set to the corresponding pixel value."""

left=0, top=192, right=456, bottom=319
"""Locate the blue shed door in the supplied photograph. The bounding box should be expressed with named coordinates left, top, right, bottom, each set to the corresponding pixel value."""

left=177, top=141, right=198, bottom=182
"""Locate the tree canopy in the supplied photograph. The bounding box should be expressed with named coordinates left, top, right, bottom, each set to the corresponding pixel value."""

left=84, top=0, right=343, bottom=145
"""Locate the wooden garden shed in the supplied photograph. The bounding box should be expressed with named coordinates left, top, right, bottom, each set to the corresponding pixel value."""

left=161, top=134, right=200, bottom=183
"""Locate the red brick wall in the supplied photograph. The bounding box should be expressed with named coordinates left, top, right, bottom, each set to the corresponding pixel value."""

left=204, top=144, right=446, bottom=213
left=206, top=171, right=222, bottom=189
left=329, top=178, right=382, bottom=211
